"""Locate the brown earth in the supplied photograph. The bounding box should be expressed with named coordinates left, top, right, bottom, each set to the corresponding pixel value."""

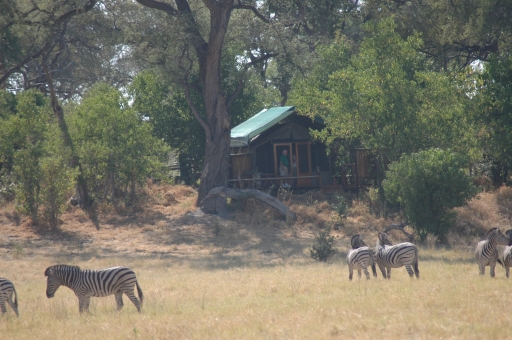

left=1, top=183, right=512, bottom=264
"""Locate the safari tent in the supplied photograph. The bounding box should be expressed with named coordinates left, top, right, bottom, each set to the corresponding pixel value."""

left=228, top=106, right=378, bottom=192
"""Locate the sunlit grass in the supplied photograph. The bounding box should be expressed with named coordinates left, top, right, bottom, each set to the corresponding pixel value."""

left=1, top=248, right=511, bottom=339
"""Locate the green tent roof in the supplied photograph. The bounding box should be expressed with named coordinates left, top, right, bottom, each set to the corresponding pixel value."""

left=230, top=106, right=295, bottom=147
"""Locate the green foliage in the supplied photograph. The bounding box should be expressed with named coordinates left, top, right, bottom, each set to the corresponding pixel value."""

left=383, top=149, right=477, bottom=240
left=4, top=90, right=75, bottom=227
left=69, top=83, right=170, bottom=204
left=10, top=90, right=53, bottom=222
left=478, top=54, right=512, bottom=176
left=290, top=18, right=476, bottom=161
left=330, top=193, right=348, bottom=220
left=129, top=71, right=205, bottom=162
left=39, top=155, right=78, bottom=229
left=310, top=227, right=337, bottom=262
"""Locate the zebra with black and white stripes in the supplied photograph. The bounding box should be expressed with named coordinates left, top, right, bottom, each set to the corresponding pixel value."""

left=0, top=278, right=19, bottom=317
left=497, top=229, right=512, bottom=278
left=44, top=265, right=143, bottom=314
left=476, top=228, right=512, bottom=277
left=347, top=235, right=377, bottom=280
left=375, top=232, right=419, bottom=279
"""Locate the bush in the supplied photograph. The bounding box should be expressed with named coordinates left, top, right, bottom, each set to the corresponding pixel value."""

left=383, top=148, right=477, bottom=240
left=39, top=156, right=78, bottom=229
left=310, top=227, right=336, bottom=262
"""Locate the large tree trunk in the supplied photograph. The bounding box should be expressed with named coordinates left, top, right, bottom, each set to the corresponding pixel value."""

left=135, top=0, right=237, bottom=214
left=194, top=2, right=234, bottom=213
left=198, top=121, right=231, bottom=213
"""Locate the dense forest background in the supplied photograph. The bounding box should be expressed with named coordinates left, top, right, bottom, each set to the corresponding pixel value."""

left=1, top=0, right=511, bottom=236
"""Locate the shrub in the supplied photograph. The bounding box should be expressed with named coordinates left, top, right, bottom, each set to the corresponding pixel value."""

left=383, top=148, right=477, bottom=240
left=39, top=156, right=78, bottom=229
left=310, top=227, right=336, bottom=262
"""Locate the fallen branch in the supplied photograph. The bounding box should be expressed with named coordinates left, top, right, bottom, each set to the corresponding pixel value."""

left=383, top=222, right=414, bottom=242
left=200, top=186, right=296, bottom=223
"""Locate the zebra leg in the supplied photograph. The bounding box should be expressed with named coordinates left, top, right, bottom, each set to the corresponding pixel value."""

left=78, top=296, right=92, bottom=314
left=0, top=302, right=6, bottom=314
left=506, top=265, right=510, bottom=278
left=357, top=270, right=362, bottom=278
left=386, top=267, right=391, bottom=280
left=6, top=298, right=19, bottom=317
left=115, top=291, right=124, bottom=311
left=357, top=260, right=370, bottom=279
left=377, top=262, right=387, bottom=278
left=479, top=264, right=485, bottom=276
left=349, top=265, right=354, bottom=281
left=371, top=262, right=378, bottom=278
left=405, top=265, right=414, bottom=278
left=490, top=261, right=496, bottom=278
left=125, top=290, right=142, bottom=313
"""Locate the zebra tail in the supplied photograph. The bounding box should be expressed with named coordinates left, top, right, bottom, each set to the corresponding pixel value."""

left=497, top=258, right=504, bottom=267
left=13, top=285, right=18, bottom=308
left=414, top=247, right=419, bottom=273
left=136, top=281, right=144, bottom=308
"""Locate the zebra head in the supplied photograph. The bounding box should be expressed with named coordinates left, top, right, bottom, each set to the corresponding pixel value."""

left=351, top=235, right=367, bottom=249
left=44, top=266, right=60, bottom=298
left=376, top=232, right=393, bottom=249
left=505, top=229, right=512, bottom=241
left=45, top=265, right=79, bottom=298
left=486, top=228, right=512, bottom=246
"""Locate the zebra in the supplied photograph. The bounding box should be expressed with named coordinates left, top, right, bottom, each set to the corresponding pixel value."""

left=375, top=232, right=419, bottom=279
left=0, top=278, right=19, bottom=317
left=44, top=265, right=144, bottom=314
left=347, top=234, right=377, bottom=280
left=476, top=227, right=512, bottom=277
left=498, top=229, right=512, bottom=278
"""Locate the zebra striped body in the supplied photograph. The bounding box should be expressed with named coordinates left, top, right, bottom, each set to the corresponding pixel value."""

left=0, top=278, right=19, bottom=317
left=347, top=235, right=377, bottom=280
left=498, top=229, right=512, bottom=278
left=44, top=265, right=143, bottom=314
left=375, top=232, right=419, bottom=279
left=476, top=228, right=512, bottom=277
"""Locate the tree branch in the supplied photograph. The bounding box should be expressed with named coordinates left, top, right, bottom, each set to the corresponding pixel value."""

left=0, top=0, right=97, bottom=87
left=226, top=52, right=278, bottom=108
left=383, top=222, right=414, bottom=242
left=232, top=1, right=269, bottom=23
left=183, top=80, right=212, bottom=142
left=135, top=0, right=178, bottom=15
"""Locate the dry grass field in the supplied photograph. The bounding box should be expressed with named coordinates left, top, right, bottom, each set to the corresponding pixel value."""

left=1, top=184, right=512, bottom=339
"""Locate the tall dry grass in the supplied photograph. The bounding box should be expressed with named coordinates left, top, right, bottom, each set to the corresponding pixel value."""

left=1, top=248, right=512, bottom=340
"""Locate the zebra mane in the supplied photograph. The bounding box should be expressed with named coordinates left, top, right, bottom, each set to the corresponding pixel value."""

left=45, top=264, right=81, bottom=276
left=485, top=228, right=498, bottom=239
left=351, top=235, right=367, bottom=249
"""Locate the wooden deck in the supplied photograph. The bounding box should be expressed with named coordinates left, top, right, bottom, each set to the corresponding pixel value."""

left=228, top=175, right=321, bottom=189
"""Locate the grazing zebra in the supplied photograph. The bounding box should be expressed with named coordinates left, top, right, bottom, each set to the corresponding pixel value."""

left=0, top=278, right=19, bottom=317
left=498, top=229, right=512, bottom=278
left=476, top=228, right=512, bottom=277
left=44, top=265, right=143, bottom=314
left=375, top=232, right=419, bottom=279
left=347, top=235, right=377, bottom=280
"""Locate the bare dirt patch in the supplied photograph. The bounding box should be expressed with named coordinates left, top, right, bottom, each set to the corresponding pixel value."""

left=1, top=184, right=512, bottom=264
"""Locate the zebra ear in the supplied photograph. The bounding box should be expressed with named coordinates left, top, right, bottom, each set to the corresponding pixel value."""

left=506, top=229, right=512, bottom=240
left=378, top=233, right=384, bottom=242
